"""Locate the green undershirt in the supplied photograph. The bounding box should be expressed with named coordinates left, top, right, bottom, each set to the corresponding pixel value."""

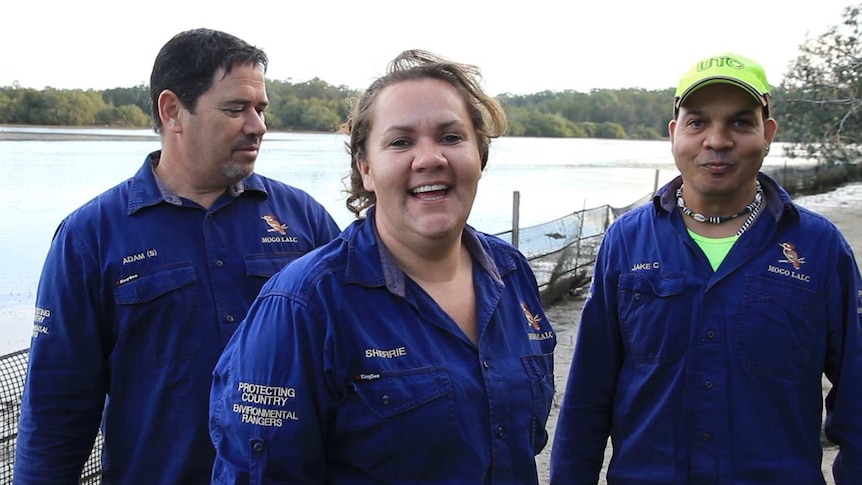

left=687, top=229, right=739, bottom=271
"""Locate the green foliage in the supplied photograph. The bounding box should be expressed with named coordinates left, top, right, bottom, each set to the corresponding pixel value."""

left=300, top=104, right=342, bottom=131
left=508, top=109, right=585, bottom=137
left=498, top=87, right=671, bottom=139
left=593, top=122, right=627, bottom=139
left=26, top=88, right=107, bottom=126
left=96, top=104, right=150, bottom=127
left=265, top=78, right=355, bottom=132
left=102, top=84, right=150, bottom=114
left=779, top=2, right=862, bottom=165
left=628, top=125, right=663, bottom=140
left=579, top=122, right=598, bottom=138
left=0, top=69, right=682, bottom=138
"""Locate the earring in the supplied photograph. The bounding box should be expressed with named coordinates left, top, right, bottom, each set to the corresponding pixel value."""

left=764, top=145, right=770, bottom=153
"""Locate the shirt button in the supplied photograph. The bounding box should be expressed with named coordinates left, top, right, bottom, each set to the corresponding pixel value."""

left=226, top=315, right=235, bottom=323
left=483, top=360, right=490, bottom=370
left=253, top=441, right=265, bottom=452
left=633, top=293, right=641, bottom=301
left=215, top=260, right=224, bottom=267
left=702, top=433, right=711, bottom=442
left=381, top=395, right=391, bottom=405
left=706, top=330, right=716, bottom=339
left=496, top=426, right=504, bottom=438
left=704, top=381, right=713, bottom=389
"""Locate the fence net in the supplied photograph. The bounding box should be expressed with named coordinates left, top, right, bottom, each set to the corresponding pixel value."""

left=494, top=192, right=653, bottom=305
left=0, top=350, right=27, bottom=481
left=0, top=349, right=103, bottom=484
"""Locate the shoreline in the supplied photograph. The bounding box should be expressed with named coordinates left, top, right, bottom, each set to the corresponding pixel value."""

left=0, top=125, right=332, bottom=141
left=0, top=132, right=159, bottom=141
left=0, top=125, right=158, bottom=141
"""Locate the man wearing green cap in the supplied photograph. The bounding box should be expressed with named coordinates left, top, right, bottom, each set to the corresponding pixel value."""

left=550, top=53, right=862, bottom=484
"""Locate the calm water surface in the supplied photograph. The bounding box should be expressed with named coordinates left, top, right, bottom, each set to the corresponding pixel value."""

left=0, top=129, right=807, bottom=353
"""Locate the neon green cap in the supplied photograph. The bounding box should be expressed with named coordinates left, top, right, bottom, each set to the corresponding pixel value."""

left=674, top=53, right=770, bottom=114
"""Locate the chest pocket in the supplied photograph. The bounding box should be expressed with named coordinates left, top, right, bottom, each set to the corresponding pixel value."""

left=617, top=273, right=689, bottom=365
left=244, top=254, right=296, bottom=278
left=735, top=275, right=821, bottom=382
left=522, top=352, right=555, bottom=453
left=335, top=366, right=456, bottom=479
left=113, top=263, right=200, bottom=370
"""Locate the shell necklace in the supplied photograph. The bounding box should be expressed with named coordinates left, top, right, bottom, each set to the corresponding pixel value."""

left=676, top=181, right=763, bottom=236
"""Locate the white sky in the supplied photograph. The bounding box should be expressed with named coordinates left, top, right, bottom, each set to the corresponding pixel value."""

left=2, top=0, right=854, bottom=96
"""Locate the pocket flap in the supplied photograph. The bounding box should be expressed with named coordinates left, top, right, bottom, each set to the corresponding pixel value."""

left=114, top=264, right=197, bottom=304
left=351, top=367, right=453, bottom=418
left=244, top=254, right=295, bottom=278
left=619, top=273, right=685, bottom=297
left=521, top=352, right=554, bottom=378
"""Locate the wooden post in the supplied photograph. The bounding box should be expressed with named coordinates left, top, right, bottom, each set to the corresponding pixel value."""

left=574, top=199, right=587, bottom=267
left=511, top=191, right=520, bottom=249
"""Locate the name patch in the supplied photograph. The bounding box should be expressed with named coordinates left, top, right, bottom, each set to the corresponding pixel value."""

left=122, top=248, right=158, bottom=265
left=631, top=262, right=660, bottom=271
left=767, top=265, right=811, bottom=282
left=365, top=347, right=407, bottom=359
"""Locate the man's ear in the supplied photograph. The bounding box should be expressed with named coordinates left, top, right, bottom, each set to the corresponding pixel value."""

left=668, top=119, right=677, bottom=152
left=158, top=90, right=183, bottom=133
left=764, top=117, right=778, bottom=146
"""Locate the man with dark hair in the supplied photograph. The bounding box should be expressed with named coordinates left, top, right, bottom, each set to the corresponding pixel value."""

left=13, top=28, right=340, bottom=484
left=550, top=53, right=862, bottom=484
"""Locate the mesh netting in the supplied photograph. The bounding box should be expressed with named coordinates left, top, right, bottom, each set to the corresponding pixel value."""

left=0, top=349, right=103, bottom=484
left=495, top=192, right=653, bottom=304
left=0, top=349, right=27, bottom=481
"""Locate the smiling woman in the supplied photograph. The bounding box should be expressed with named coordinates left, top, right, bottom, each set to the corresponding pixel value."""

left=208, top=49, right=557, bottom=484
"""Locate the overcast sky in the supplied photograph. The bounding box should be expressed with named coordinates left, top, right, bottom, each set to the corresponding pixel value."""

left=3, top=0, right=854, bottom=96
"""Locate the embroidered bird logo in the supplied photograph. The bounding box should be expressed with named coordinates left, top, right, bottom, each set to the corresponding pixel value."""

left=261, top=214, right=288, bottom=235
left=779, top=242, right=805, bottom=270
left=521, top=302, right=542, bottom=331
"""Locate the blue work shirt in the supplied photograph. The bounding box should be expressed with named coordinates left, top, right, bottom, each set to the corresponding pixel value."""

left=14, top=151, right=340, bottom=485
left=209, top=208, right=557, bottom=484
left=550, top=173, right=862, bottom=484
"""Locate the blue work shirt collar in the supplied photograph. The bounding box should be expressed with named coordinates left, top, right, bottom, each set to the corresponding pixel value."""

left=343, top=206, right=506, bottom=297
left=126, top=150, right=268, bottom=215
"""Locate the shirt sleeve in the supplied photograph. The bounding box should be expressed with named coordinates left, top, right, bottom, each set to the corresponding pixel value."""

left=209, top=287, right=333, bottom=484
left=550, top=231, right=624, bottom=485
left=823, top=235, right=862, bottom=484
left=14, top=220, right=108, bottom=484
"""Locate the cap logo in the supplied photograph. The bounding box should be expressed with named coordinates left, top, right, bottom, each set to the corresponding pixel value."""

left=697, top=56, right=745, bottom=73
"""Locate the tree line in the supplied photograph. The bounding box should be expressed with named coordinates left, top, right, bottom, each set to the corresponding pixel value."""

left=0, top=79, right=675, bottom=140
left=0, top=78, right=806, bottom=142
left=2, top=2, right=861, bottom=167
